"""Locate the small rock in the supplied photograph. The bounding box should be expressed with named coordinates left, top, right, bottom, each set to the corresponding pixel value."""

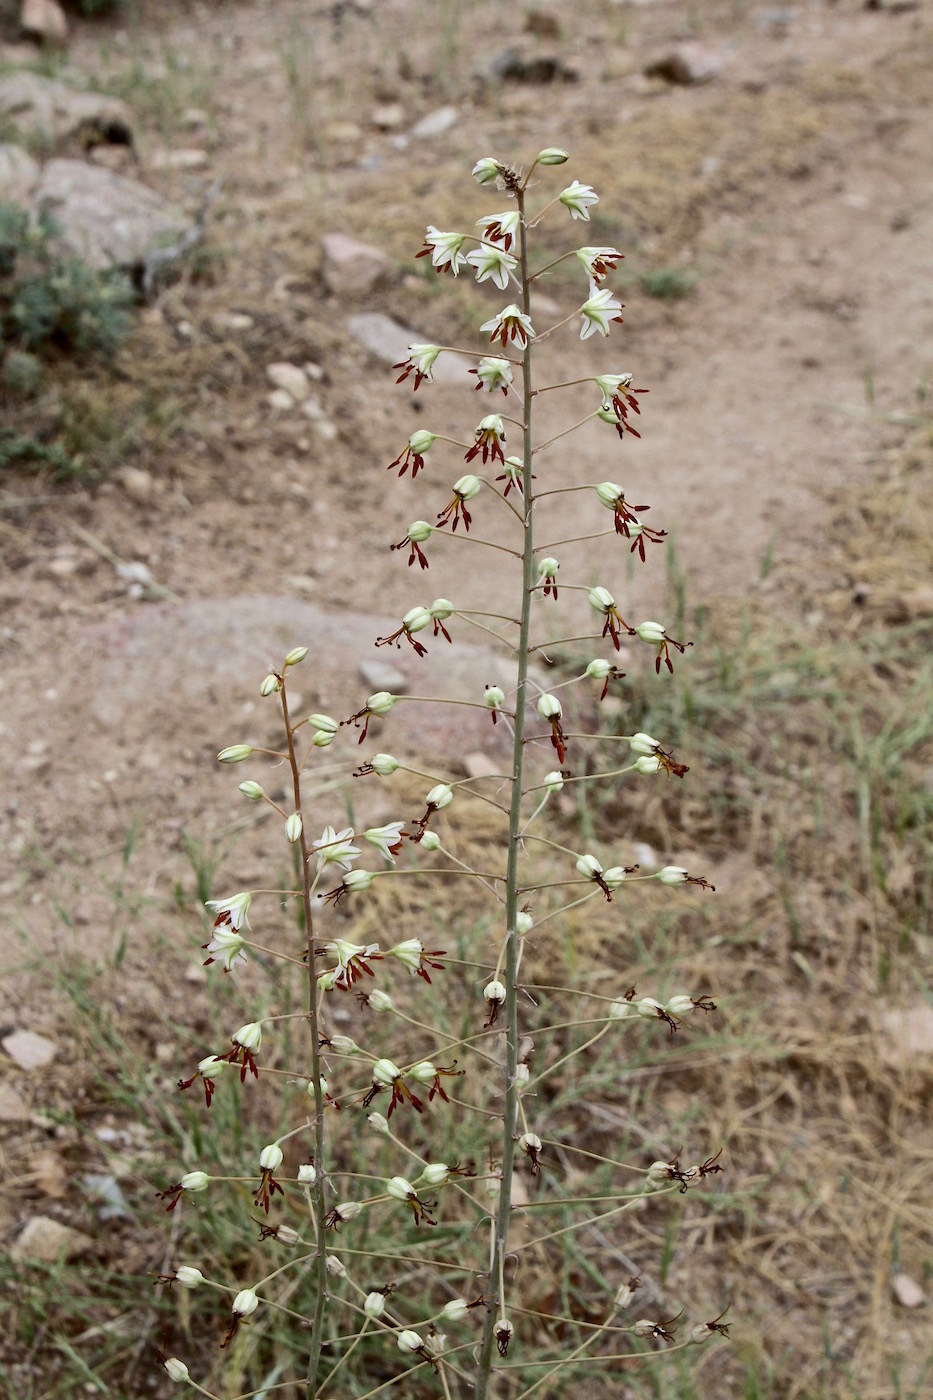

left=485, top=49, right=577, bottom=84
left=32, top=159, right=190, bottom=273
left=892, top=1274, right=926, bottom=1309
left=10, top=1216, right=94, bottom=1264
left=115, top=560, right=153, bottom=587
left=525, top=8, right=561, bottom=37
left=118, top=466, right=155, bottom=503
left=2, top=1028, right=59, bottom=1070
left=463, top=751, right=502, bottom=779
left=644, top=43, right=722, bottom=85
left=879, top=1003, right=933, bottom=1066
left=359, top=659, right=406, bottom=692
left=0, top=73, right=133, bottom=149
left=299, top=396, right=325, bottom=420
left=266, top=362, right=311, bottom=403
left=312, top=418, right=338, bottom=441
left=268, top=388, right=296, bottom=411
left=20, top=0, right=68, bottom=46
left=347, top=314, right=464, bottom=384
left=180, top=107, right=209, bottom=129
left=323, top=120, right=363, bottom=145
left=0, top=1083, right=30, bottom=1122
left=287, top=574, right=317, bottom=594
left=321, top=232, right=390, bottom=295
left=370, top=102, right=405, bottom=131
left=411, top=105, right=458, bottom=139
left=149, top=148, right=209, bottom=172
left=32, top=1149, right=67, bottom=1198
left=47, top=555, right=79, bottom=577
left=210, top=311, right=254, bottom=332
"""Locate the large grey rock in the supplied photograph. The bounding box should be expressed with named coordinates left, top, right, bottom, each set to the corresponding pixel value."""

left=32, top=159, right=191, bottom=272
left=347, top=314, right=465, bottom=385
left=0, top=72, right=133, bottom=148
left=0, top=141, right=40, bottom=202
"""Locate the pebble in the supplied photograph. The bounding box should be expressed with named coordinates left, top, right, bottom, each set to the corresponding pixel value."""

left=266, top=362, right=311, bottom=403
left=0, top=1083, right=30, bottom=1121
left=463, top=751, right=502, bottom=779
left=149, top=148, right=209, bottom=172
left=370, top=102, right=405, bottom=130
left=321, top=232, right=390, bottom=295
left=644, top=42, right=722, bottom=85
left=347, top=314, right=464, bottom=383
left=268, top=388, right=296, bottom=411
left=118, top=466, right=155, bottom=503
left=411, top=105, right=458, bottom=139
left=359, top=659, right=406, bottom=692
left=10, top=1216, right=94, bottom=1264
left=211, top=311, right=254, bottom=332
left=892, top=1274, right=926, bottom=1309
left=20, top=0, right=68, bottom=46
left=2, top=1028, right=59, bottom=1070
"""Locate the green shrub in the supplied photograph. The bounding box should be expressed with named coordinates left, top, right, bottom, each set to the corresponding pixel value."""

left=0, top=199, right=134, bottom=367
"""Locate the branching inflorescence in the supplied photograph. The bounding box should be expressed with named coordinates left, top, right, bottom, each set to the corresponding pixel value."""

left=158, top=150, right=728, bottom=1399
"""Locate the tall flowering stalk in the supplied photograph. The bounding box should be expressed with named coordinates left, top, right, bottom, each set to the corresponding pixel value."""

left=158, top=150, right=726, bottom=1399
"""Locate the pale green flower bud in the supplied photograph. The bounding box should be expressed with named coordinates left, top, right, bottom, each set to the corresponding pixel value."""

left=588, top=585, right=615, bottom=613
left=609, top=999, right=635, bottom=1019
left=343, top=869, right=373, bottom=893
left=419, top=830, right=441, bottom=851
left=285, top=812, right=303, bottom=844
left=284, top=646, right=309, bottom=667
left=535, top=146, right=569, bottom=165
left=180, top=1170, right=210, bottom=1193
left=636, top=997, right=665, bottom=1021
left=453, top=473, right=482, bottom=499
left=666, top=995, right=696, bottom=1018
left=333, top=1200, right=362, bottom=1222
left=407, top=519, right=433, bottom=543
left=636, top=755, right=662, bottom=775
left=418, top=1162, right=450, bottom=1187
left=313, top=729, right=335, bottom=747
left=368, top=989, right=394, bottom=1012
left=544, top=770, right=564, bottom=792
left=330, top=1034, right=358, bottom=1054
left=372, top=1058, right=401, bottom=1086
left=603, top=867, right=628, bottom=890
left=297, top=1163, right=317, bottom=1184
left=645, top=1160, right=674, bottom=1189
left=658, top=866, right=687, bottom=885
left=367, top=1112, right=389, bottom=1134
left=326, top=1253, right=346, bottom=1277
left=409, top=429, right=436, bottom=455
left=367, top=691, right=396, bottom=715
left=516, top=911, right=533, bottom=936
left=386, top=1175, right=414, bottom=1201
left=218, top=744, right=253, bottom=763
left=365, top=1291, right=387, bottom=1318
left=233, top=1022, right=262, bottom=1052
left=260, top=673, right=280, bottom=696
left=370, top=753, right=398, bottom=775
left=586, top=658, right=612, bottom=680
left=238, top=780, right=264, bottom=800
left=175, top=1266, right=204, bottom=1289
left=484, top=978, right=506, bottom=1004
left=537, top=693, right=562, bottom=720
left=232, top=1288, right=259, bottom=1317
left=537, top=555, right=559, bottom=580
left=472, top=156, right=502, bottom=185
left=484, top=685, right=505, bottom=710
left=426, top=783, right=453, bottom=809
left=398, top=1329, right=423, bottom=1353
left=259, top=1143, right=283, bottom=1172
left=596, top=480, right=622, bottom=508
left=307, top=713, right=338, bottom=733
left=636, top=620, right=666, bottom=644
left=402, top=605, right=431, bottom=634
left=576, top=853, right=602, bottom=879
left=408, top=1060, right=436, bottom=1084
left=442, top=1296, right=469, bottom=1320
left=164, top=1357, right=190, bottom=1382
left=615, top=1279, right=638, bottom=1309
left=430, top=597, right=453, bottom=620
left=629, top=732, right=659, bottom=756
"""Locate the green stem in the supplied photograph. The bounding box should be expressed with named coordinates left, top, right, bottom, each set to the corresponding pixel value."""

left=474, top=183, right=535, bottom=1400
left=279, top=681, right=328, bottom=1400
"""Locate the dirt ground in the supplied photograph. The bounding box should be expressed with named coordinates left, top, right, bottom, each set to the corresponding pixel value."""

left=1, top=0, right=932, bottom=1397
